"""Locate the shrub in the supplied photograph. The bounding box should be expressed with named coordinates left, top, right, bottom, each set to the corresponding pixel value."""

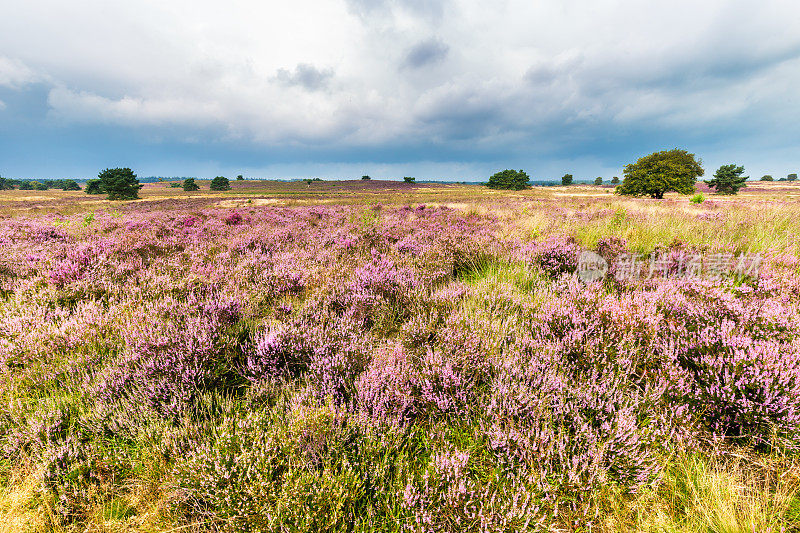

left=594, top=177, right=603, bottom=185
left=487, top=169, right=530, bottom=190
left=236, top=174, right=244, bottom=180
left=617, top=149, right=704, bottom=198
left=690, top=193, right=705, bottom=204
left=789, top=173, right=798, bottom=181
left=361, top=175, right=371, bottom=180
left=84, top=179, right=104, bottom=194
left=0, top=176, right=13, bottom=190
left=98, top=168, right=142, bottom=200
left=705, top=164, right=748, bottom=195
left=561, top=173, right=573, bottom=186
left=182, top=178, right=199, bottom=191
left=62, top=180, right=81, bottom=191
left=403, top=176, right=416, bottom=183
left=611, top=176, right=620, bottom=184
left=210, top=176, right=230, bottom=191
left=528, top=235, right=581, bottom=276
left=761, top=175, right=774, bottom=181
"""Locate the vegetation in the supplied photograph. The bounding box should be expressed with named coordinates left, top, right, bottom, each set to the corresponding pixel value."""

left=1, top=182, right=800, bottom=532
left=789, top=173, right=798, bottom=182
left=486, top=169, right=530, bottom=190
left=561, top=173, right=573, bottom=186
left=98, top=167, right=142, bottom=200
left=611, top=176, right=620, bottom=184
left=361, top=175, right=371, bottom=180
left=616, top=148, right=704, bottom=199
left=404, top=176, right=416, bottom=183
left=690, top=192, right=705, bottom=203
left=237, top=174, right=244, bottom=180
left=761, top=175, right=774, bottom=181
left=84, top=179, right=105, bottom=194
left=594, top=176, right=603, bottom=185
left=210, top=176, right=231, bottom=191
left=182, top=178, right=200, bottom=191
left=705, top=164, right=748, bottom=195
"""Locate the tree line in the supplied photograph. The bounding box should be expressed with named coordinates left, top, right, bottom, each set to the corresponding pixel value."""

left=487, top=149, right=798, bottom=197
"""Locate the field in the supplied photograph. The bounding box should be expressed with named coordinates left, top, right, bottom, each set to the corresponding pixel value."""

left=2, top=179, right=800, bottom=532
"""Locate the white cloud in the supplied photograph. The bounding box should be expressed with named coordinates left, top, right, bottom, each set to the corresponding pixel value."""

left=0, top=0, right=799, bottom=157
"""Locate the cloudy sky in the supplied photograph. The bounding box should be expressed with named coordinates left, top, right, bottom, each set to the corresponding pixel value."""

left=1, top=0, right=798, bottom=181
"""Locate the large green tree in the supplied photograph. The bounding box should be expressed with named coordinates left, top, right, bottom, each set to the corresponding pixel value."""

left=98, top=168, right=142, bottom=200
left=486, top=169, right=529, bottom=190
left=210, top=176, right=231, bottom=191
left=705, top=164, right=748, bottom=195
left=616, top=149, right=704, bottom=199
left=561, top=174, right=573, bottom=186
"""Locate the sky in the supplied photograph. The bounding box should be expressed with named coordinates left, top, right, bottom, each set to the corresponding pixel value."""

left=1, top=0, right=799, bottom=182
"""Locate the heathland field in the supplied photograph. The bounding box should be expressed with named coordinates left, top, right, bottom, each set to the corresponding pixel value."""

left=2, top=179, right=800, bottom=532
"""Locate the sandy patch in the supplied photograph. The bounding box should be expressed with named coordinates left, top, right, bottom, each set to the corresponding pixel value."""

left=217, top=198, right=281, bottom=208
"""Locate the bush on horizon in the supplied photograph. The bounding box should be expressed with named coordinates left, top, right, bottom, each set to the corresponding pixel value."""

left=487, top=169, right=530, bottom=190
left=210, top=176, right=231, bottom=191
left=98, top=167, right=142, bottom=200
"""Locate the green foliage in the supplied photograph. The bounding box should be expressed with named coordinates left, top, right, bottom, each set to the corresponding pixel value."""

left=761, top=175, right=774, bottom=181
left=84, top=179, right=105, bottom=195
left=361, top=175, right=371, bottom=180
left=19, top=180, right=47, bottom=191
left=611, top=176, right=620, bottom=184
left=561, top=174, right=574, bottom=186
left=62, top=180, right=81, bottom=191
left=705, top=164, right=748, bottom=195
left=98, top=168, right=142, bottom=200
left=210, top=176, right=231, bottom=191
left=594, top=177, right=603, bottom=185
left=616, top=148, right=704, bottom=199
left=690, top=193, right=705, bottom=204
left=487, top=169, right=530, bottom=190
left=0, top=175, right=13, bottom=190
left=403, top=176, right=416, bottom=183
left=182, top=178, right=200, bottom=191
left=236, top=174, right=244, bottom=181
left=304, top=179, right=313, bottom=185
left=789, top=174, right=798, bottom=182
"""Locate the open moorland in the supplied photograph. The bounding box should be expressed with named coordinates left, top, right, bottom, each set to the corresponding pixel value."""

left=2, top=179, right=800, bottom=532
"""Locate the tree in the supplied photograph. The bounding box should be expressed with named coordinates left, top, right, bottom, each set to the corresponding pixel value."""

left=760, top=175, right=774, bottom=181
left=403, top=176, right=416, bottom=183
left=210, top=176, right=231, bottom=191
left=0, top=176, right=13, bottom=190
left=98, top=168, right=142, bottom=200
left=361, top=175, right=371, bottom=180
left=789, top=173, right=798, bottom=182
left=594, top=177, right=603, bottom=185
left=236, top=174, right=244, bottom=181
left=611, top=176, right=620, bottom=184
left=561, top=174, right=573, bottom=186
left=85, top=179, right=105, bottom=195
left=616, top=149, right=703, bottom=199
left=705, top=164, right=748, bottom=195
left=62, top=180, right=81, bottom=191
left=487, top=169, right=529, bottom=190
left=183, top=178, right=200, bottom=191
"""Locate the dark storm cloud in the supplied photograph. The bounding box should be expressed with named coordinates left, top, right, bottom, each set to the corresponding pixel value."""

left=402, top=38, right=449, bottom=69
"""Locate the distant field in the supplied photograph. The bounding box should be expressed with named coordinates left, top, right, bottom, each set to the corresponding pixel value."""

left=1, top=181, right=800, bottom=532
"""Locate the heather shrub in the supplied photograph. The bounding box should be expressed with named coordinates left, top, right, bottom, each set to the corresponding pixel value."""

left=402, top=445, right=543, bottom=532
left=527, top=235, right=581, bottom=276
left=92, top=294, right=242, bottom=421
